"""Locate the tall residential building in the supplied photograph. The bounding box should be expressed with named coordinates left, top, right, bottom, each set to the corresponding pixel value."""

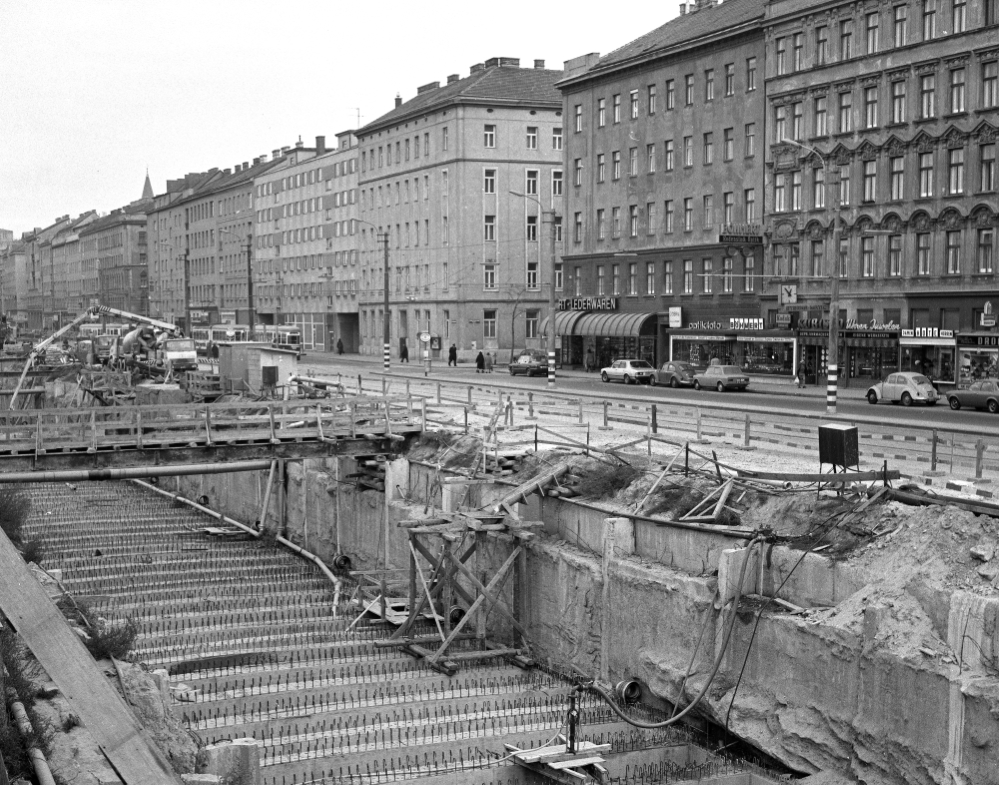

left=78, top=203, right=149, bottom=315
left=21, top=216, right=73, bottom=331
left=50, top=211, right=98, bottom=321
left=764, top=0, right=999, bottom=389
left=356, top=57, right=564, bottom=361
left=558, top=0, right=769, bottom=370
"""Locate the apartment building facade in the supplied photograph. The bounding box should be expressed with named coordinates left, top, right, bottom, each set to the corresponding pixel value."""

left=558, top=0, right=773, bottom=370
left=356, top=57, right=564, bottom=361
left=79, top=205, right=149, bottom=315
left=764, top=0, right=999, bottom=388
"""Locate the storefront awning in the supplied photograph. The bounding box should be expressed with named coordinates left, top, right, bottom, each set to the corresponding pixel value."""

left=573, top=312, right=656, bottom=337
left=539, top=310, right=586, bottom=336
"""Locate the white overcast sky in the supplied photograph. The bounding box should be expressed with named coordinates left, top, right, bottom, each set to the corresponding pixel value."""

left=0, top=1, right=676, bottom=235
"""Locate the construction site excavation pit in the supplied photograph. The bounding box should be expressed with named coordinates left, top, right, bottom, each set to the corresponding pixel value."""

left=5, top=417, right=999, bottom=785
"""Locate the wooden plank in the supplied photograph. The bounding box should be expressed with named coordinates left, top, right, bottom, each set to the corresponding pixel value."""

left=0, top=531, right=181, bottom=784
left=548, top=756, right=607, bottom=770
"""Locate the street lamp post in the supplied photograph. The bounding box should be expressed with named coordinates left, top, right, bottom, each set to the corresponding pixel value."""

left=781, top=138, right=841, bottom=415
left=381, top=232, right=390, bottom=372
left=510, top=191, right=558, bottom=388
left=220, top=229, right=254, bottom=332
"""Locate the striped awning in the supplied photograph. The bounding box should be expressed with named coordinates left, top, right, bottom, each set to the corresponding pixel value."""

left=573, top=312, right=657, bottom=337
left=539, top=310, right=586, bottom=336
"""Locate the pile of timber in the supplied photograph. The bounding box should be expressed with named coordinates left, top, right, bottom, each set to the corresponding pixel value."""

left=347, top=457, right=386, bottom=491
left=481, top=449, right=525, bottom=477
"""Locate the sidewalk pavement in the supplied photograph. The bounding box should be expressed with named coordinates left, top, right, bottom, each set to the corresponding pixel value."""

left=299, top=352, right=872, bottom=401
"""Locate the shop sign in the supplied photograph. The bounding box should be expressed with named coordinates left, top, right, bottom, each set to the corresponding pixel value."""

left=688, top=320, right=725, bottom=330
left=220, top=310, right=237, bottom=324
left=775, top=313, right=792, bottom=326
left=668, top=306, right=682, bottom=328
left=982, top=301, right=994, bottom=328
left=799, top=317, right=828, bottom=329
left=189, top=309, right=211, bottom=324
left=902, top=328, right=954, bottom=338
left=718, top=224, right=763, bottom=244
left=959, top=334, right=999, bottom=347
left=729, top=317, right=764, bottom=330
left=846, top=318, right=900, bottom=331
left=782, top=303, right=810, bottom=311
left=558, top=297, right=618, bottom=311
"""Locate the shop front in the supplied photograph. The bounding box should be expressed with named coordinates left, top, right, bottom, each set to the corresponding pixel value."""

left=797, top=324, right=900, bottom=386
left=669, top=318, right=795, bottom=376
left=900, top=329, right=957, bottom=389
left=540, top=300, right=659, bottom=370
left=955, top=332, right=999, bottom=385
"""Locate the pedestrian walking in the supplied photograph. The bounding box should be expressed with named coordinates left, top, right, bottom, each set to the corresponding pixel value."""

left=448, top=343, right=458, bottom=366
left=796, top=359, right=807, bottom=388
left=475, top=351, right=485, bottom=373
left=485, top=352, right=494, bottom=373
left=336, top=338, right=344, bottom=355
left=585, top=348, right=595, bottom=372
left=400, top=343, right=409, bottom=363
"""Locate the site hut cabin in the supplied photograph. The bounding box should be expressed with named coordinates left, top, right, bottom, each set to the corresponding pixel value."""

left=219, top=343, right=300, bottom=395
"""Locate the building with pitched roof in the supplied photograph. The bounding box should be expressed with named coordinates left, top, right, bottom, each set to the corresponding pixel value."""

left=78, top=202, right=149, bottom=315
left=557, top=0, right=773, bottom=371
left=357, top=57, right=564, bottom=362
left=764, top=0, right=999, bottom=391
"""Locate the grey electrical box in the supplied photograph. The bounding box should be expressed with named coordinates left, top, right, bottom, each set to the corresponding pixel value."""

left=818, top=423, right=859, bottom=468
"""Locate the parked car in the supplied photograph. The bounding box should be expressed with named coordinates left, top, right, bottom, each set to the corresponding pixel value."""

left=865, top=372, right=938, bottom=406
left=693, top=364, right=749, bottom=391
left=653, top=361, right=697, bottom=388
left=947, top=380, right=999, bottom=412
left=600, top=359, right=655, bottom=384
left=508, top=350, right=548, bottom=377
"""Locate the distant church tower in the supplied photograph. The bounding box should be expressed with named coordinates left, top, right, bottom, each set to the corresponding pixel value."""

left=141, top=169, right=154, bottom=200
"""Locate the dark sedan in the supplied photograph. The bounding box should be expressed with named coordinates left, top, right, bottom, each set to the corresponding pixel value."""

left=508, top=351, right=548, bottom=377
left=653, top=361, right=696, bottom=388
left=693, top=364, right=750, bottom=391
left=947, top=380, right=999, bottom=413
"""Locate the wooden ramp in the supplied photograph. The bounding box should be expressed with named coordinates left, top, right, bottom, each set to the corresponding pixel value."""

left=0, top=531, right=182, bottom=784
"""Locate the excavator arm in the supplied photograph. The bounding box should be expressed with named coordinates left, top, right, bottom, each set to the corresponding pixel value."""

left=91, top=305, right=179, bottom=335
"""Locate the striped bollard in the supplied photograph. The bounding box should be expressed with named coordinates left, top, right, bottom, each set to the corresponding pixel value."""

left=826, top=364, right=838, bottom=414
left=547, top=350, right=555, bottom=388
left=383, top=342, right=390, bottom=372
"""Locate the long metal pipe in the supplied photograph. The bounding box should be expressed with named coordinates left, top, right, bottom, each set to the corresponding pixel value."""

left=132, top=479, right=260, bottom=537
left=5, top=676, right=57, bottom=785
left=0, top=460, right=274, bottom=484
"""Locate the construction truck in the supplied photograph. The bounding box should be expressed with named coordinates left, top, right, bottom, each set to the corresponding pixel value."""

left=121, top=327, right=197, bottom=374
left=9, top=305, right=188, bottom=409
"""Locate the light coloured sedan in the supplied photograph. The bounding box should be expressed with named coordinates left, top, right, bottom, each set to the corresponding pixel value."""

left=866, top=372, right=938, bottom=406
left=947, top=380, right=999, bottom=412
left=693, top=364, right=750, bottom=391
left=653, top=361, right=696, bottom=388
left=600, top=359, right=655, bottom=385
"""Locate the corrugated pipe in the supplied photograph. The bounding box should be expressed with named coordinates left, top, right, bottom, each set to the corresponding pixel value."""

left=4, top=672, right=56, bottom=785
left=0, top=460, right=274, bottom=484
left=131, top=480, right=342, bottom=610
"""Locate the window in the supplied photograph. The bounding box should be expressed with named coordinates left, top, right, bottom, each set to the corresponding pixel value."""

left=746, top=57, right=757, bottom=91
left=984, top=62, right=998, bottom=108
left=683, top=136, right=693, bottom=167
left=954, top=0, right=966, bottom=30
left=647, top=202, right=657, bottom=235
left=574, top=104, right=582, bottom=132
left=919, top=152, right=935, bottom=196
left=839, top=91, right=853, bottom=133
left=816, top=26, right=829, bottom=65
left=793, top=33, right=804, bottom=71
left=811, top=240, right=825, bottom=277
left=646, top=261, right=656, bottom=294
left=597, top=265, right=606, bottom=294
left=629, top=147, right=638, bottom=176
left=665, top=79, right=675, bottom=109
left=978, top=228, right=995, bottom=273
left=723, top=191, right=734, bottom=224
left=889, top=234, right=902, bottom=275
left=705, top=69, right=715, bottom=100
left=574, top=212, right=582, bottom=243
left=923, top=0, right=937, bottom=39
left=555, top=262, right=563, bottom=290
left=664, top=260, right=674, bottom=294
left=775, top=105, right=787, bottom=142
left=946, top=230, right=961, bottom=274
left=864, top=86, right=878, bottom=127
left=612, top=264, right=620, bottom=294
left=725, top=63, right=735, bottom=95
left=484, top=169, right=496, bottom=193
left=791, top=170, right=802, bottom=210
left=665, top=139, right=675, bottom=170
left=442, top=126, right=449, bottom=151
left=526, top=170, right=538, bottom=195
left=948, top=148, right=965, bottom=194
left=526, top=126, right=538, bottom=149
left=723, top=128, right=734, bottom=161
left=612, top=150, right=621, bottom=180
left=917, top=232, right=931, bottom=274
left=815, top=96, right=828, bottom=136
left=552, top=170, right=563, bottom=196
left=628, top=262, right=638, bottom=294
left=982, top=143, right=996, bottom=191
left=629, top=205, right=638, bottom=237
left=743, top=255, right=755, bottom=292
left=774, top=172, right=787, bottom=212
left=683, top=259, right=694, bottom=293
left=648, top=84, right=657, bottom=114
left=613, top=94, right=621, bottom=123
left=683, top=198, right=693, bottom=231
left=744, top=188, right=756, bottom=222
left=840, top=19, right=853, bottom=59
left=776, top=37, right=787, bottom=75
left=665, top=200, right=674, bottom=232
left=703, top=132, right=713, bottom=164
left=554, top=215, right=563, bottom=244
left=838, top=237, right=849, bottom=277
left=647, top=143, right=656, bottom=173
left=702, top=259, right=713, bottom=293
left=597, top=153, right=606, bottom=182
left=597, top=209, right=606, bottom=240
left=484, top=215, right=496, bottom=241
left=891, top=81, right=906, bottom=123
left=859, top=236, right=875, bottom=277
left=893, top=4, right=907, bottom=46
left=840, top=164, right=851, bottom=206
left=612, top=207, right=621, bottom=237
left=866, top=12, right=879, bottom=53
left=484, top=124, right=496, bottom=147
left=526, top=310, right=539, bottom=339
left=630, top=90, right=639, bottom=119
left=890, top=156, right=905, bottom=199
left=703, top=194, right=714, bottom=226
left=921, top=74, right=936, bottom=118
left=574, top=158, right=583, bottom=187
left=527, top=215, right=538, bottom=242
left=863, top=160, right=877, bottom=202
left=484, top=266, right=496, bottom=290
left=685, top=74, right=694, bottom=105
left=573, top=265, right=581, bottom=294
left=814, top=166, right=826, bottom=208
left=950, top=68, right=966, bottom=113
left=483, top=309, right=496, bottom=336
left=598, top=97, right=606, bottom=127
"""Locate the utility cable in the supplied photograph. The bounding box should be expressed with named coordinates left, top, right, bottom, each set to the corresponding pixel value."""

left=670, top=587, right=720, bottom=719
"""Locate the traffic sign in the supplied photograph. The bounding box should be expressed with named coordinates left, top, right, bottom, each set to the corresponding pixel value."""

left=418, top=331, right=432, bottom=343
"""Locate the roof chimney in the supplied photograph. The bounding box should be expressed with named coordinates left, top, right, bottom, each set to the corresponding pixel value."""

left=260, top=152, right=268, bottom=162
left=252, top=157, right=260, bottom=165
left=680, top=1, right=687, bottom=13
left=316, top=135, right=326, bottom=154
left=243, top=161, right=250, bottom=169
left=447, top=73, right=460, bottom=84
left=294, top=138, right=303, bottom=149
left=273, top=149, right=281, bottom=159
left=417, top=81, right=440, bottom=95
left=470, top=62, right=485, bottom=73
left=534, top=59, right=545, bottom=69
left=394, top=93, right=402, bottom=108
